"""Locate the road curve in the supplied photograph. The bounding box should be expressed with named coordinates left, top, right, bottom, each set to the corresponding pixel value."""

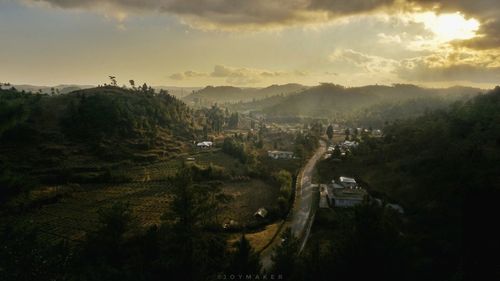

left=260, top=140, right=326, bottom=270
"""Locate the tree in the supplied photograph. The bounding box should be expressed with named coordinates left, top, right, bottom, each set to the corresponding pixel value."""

left=0, top=82, right=11, bottom=90
left=332, top=144, right=341, bottom=159
left=108, top=75, right=117, bottom=86
left=0, top=225, right=71, bottom=281
left=271, top=228, right=299, bottom=278
left=207, top=105, right=225, bottom=133
left=129, top=80, right=135, bottom=90
left=95, top=202, right=132, bottom=242
left=310, top=122, right=324, bottom=137
left=228, top=112, right=240, bottom=129
left=75, top=202, right=132, bottom=281
left=274, top=170, right=292, bottom=199
left=161, top=167, right=228, bottom=281
left=222, top=137, right=249, bottom=164
left=326, top=124, right=334, bottom=140
left=227, top=235, right=261, bottom=274
left=352, top=127, right=359, bottom=141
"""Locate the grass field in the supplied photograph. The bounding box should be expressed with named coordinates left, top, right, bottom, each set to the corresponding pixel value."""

left=2, top=146, right=285, bottom=246
left=228, top=222, right=281, bottom=252
left=4, top=182, right=172, bottom=243
left=220, top=179, right=279, bottom=226
left=4, top=176, right=280, bottom=244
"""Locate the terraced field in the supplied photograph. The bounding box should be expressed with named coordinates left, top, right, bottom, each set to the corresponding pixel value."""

left=10, top=182, right=172, bottom=243
left=4, top=149, right=283, bottom=244
left=122, top=160, right=184, bottom=182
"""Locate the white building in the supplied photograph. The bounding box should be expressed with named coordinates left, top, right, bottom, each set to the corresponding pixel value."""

left=267, top=150, right=294, bottom=159
left=342, top=140, right=358, bottom=148
left=339, top=176, right=358, bottom=189
left=196, top=141, right=213, bottom=148
left=330, top=188, right=366, bottom=208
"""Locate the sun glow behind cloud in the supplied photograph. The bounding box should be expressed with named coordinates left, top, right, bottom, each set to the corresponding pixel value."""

left=413, top=12, right=480, bottom=42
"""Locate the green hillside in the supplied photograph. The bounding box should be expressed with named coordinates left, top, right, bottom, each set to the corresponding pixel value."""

left=311, top=86, right=500, bottom=280
left=182, top=83, right=306, bottom=104
left=253, top=84, right=482, bottom=119
left=0, top=86, right=198, bottom=189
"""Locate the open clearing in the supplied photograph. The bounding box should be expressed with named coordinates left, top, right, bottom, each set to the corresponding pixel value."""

left=221, top=179, right=279, bottom=225
left=6, top=182, right=172, bottom=242
left=6, top=176, right=280, bottom=243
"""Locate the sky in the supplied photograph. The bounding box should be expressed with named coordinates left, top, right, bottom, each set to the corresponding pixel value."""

left=0, top=0, right=499, bottom=88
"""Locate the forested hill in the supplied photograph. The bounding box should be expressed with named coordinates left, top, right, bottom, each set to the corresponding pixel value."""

left=0, top=86, right=198, bottom=182
left=182, top=83, right=306, bottom=104
left=255, top=83, right=482, bottom=118
left=331, top=86, right=500, bottom=279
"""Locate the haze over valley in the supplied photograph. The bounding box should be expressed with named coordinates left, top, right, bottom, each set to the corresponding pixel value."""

left=1, top=1, right=499, bottom=280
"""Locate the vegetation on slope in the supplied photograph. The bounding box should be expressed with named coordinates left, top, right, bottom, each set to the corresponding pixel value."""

left=0, top=85, right=199, bottom=201
left=183, top=83, right=306, bottom=104
left=251, top=83, right=482, bottom=120
left=62, top=86, right=195, bottom=142
left=345, top=96, right=453, bottom=128
left=312, top=87, right=500, bottom=280
left=0, top=168, right=241, bottom=281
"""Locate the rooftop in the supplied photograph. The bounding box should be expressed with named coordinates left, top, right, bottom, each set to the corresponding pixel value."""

left=267, top=150, right=294, bottom=154
left=339, top=176, right=356, bottom=183
left=331, top=188, right=366, bottom=199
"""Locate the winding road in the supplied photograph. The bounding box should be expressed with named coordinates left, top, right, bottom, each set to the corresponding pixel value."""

left=261, top=139, right=326, bottom=270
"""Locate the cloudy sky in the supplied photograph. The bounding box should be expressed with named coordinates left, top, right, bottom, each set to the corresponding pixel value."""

left=1, top=0, right=499, bottom=88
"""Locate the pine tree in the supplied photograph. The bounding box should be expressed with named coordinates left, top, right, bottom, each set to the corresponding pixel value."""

left=271, top=228, right=299, bottom=278
left=326, top=124, right=334, bottom=140
left=228, top=235, right=261, bottom=274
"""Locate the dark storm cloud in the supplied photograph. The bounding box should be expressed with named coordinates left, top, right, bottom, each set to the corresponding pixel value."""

left=25, top=0, right=500, bottom=47
left=457, top=20, right=500, bottom=50
left=308, top=0, right=397, bottom=14
left=26, top=0, right=402, bottom=27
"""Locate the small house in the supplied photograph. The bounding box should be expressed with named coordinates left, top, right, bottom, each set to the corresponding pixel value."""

left=342, top=140, right=358, bottom=148
left=331, top=188, right=366, bottom=208
left=196, top=141, right=213, bottom=148
left=267, top=150, right=294, bottom=160
left=254, top=208, right=268, bottom=219
left=339, top=176, right=357, bottom=189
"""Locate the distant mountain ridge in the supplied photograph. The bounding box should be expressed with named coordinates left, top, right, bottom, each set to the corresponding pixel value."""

left=8, top=84, right=202, bottom=98
left=11, top=84, right=94, bottom=94
left=182, top=83, right=307, bottom=104
left=251, top=83, right=485, bottom=118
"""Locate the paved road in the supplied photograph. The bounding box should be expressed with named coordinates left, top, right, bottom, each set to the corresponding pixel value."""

left=291, top=140, right=326, bottom=250
left=260, top=140, right=326, bottom=270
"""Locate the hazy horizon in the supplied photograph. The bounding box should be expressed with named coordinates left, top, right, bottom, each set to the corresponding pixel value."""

left=5, top=82, right=494, bottom=92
